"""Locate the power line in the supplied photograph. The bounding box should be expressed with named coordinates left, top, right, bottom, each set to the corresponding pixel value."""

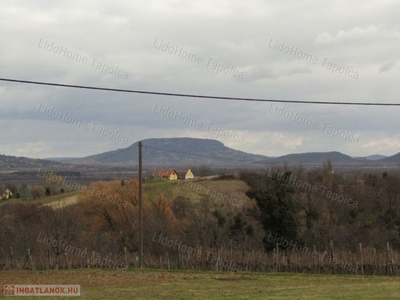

left=1, top=77, right=399, bottom=106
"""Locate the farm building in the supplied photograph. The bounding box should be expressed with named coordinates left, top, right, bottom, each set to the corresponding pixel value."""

left=153, top=169, right=179, bottom=181
left=0, top=188, right=13, bottom=200
left=171, top=169, right=195, bottom=180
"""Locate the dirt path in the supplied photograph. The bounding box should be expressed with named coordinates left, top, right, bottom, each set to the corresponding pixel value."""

left=43, top=195, right=79, bottom=210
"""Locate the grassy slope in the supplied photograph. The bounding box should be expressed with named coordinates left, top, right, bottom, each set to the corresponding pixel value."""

left=144, top=178, right=251, bottom=205
left=0, top=269, right=399, bottom=299
left=1, top=178, right=251, bottom=208
left=0, top=191, right=81, bottom=207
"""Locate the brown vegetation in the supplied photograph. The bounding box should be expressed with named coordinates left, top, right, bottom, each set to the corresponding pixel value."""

left=1, top=162, right=400, bottom=276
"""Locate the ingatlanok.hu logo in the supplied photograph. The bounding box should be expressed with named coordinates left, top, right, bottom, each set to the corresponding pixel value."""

left=3, top=285, right=81, bottom=297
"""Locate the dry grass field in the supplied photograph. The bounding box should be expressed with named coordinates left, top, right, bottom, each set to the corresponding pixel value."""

left=144, top=178, right=251, bottom=205
left=1, top=269, right=399, bottom=299
left=0, top=191, right=81, bottom=207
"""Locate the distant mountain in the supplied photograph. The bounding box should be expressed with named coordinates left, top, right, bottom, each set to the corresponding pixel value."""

left=43, top=157, right=78, bottom=162
left=66, top=138, right=269, bottom=167
left=272, top=151, right=358, bottom=165
left=352, top=154, right=388, bottom=161
left=65, top=139, right=399, bottom=167
left=0, top=154, right=61, bottom=169
left=365, top=154, right=388, bottom=161
left=380, top=152, right=400, bottom=164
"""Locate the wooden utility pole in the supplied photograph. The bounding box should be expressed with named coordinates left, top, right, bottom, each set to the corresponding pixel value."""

left=138, top=141, right=143, bottom=268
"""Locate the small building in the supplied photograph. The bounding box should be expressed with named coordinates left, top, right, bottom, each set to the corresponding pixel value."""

left=177, top=169, right=195, bottom=180
left=153, top=169, right=179, bottom=181
left=184, top=169, right=194, bottom=179
left=0, top=189, right=13, bottom=200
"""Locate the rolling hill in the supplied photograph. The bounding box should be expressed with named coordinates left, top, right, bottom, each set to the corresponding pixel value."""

left=0, top=154, right=62, bottom=170
left=380, top=152, right=400, bottom=164
left=272, top=151, right=359, bottom=165
left=365, top=154, right=388, bottom=161
left=64, top=138, right=400, bottom=167
left=3, top=138, right=399, bottom=169
left=66, top=138, right=269, bottom=167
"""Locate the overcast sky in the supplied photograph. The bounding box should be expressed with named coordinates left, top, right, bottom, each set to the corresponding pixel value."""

left=1, top=0, right=400, bottom=159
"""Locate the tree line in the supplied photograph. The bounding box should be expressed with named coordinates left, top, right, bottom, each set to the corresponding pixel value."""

left=1, top=161, right=400, bottom=275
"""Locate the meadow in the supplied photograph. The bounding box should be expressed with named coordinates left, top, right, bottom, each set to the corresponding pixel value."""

left=1, top=269, right=399, bottom=299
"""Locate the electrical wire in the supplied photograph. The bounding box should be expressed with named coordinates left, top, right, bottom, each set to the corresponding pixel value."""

left=1, top=78, right=399, bottom=106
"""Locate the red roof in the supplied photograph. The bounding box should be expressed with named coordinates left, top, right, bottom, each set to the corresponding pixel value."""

left=153, top=169, right=177, bottom=177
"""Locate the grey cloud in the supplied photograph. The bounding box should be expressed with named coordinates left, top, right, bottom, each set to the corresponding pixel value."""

left=379, top=61, right=396, bottom=73
left=0, top=0, right=399, bottom=158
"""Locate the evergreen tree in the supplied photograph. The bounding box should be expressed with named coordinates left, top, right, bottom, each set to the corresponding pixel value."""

left=246, top=171, right=298, bottom=252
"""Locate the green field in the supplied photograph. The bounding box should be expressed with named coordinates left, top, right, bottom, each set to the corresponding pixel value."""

left=1, top=269, right=399, bottom=299
left=144, top=178, right=250, bottom=205
left=1, top=177, right=249, bottom=208
left=0, top=191, right=81, bottom=207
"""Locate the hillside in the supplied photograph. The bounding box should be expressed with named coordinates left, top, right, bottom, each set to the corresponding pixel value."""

left=0, top=154, right=62, bottom=170
left=366, top=154, right=388, bottom=161
left=272, top=151, right=359, bottom=165
left=3, top=138, right=399, bottom=169
left=145, top=177, right=251, bottom=207
left=380, top=152, right=400, bottom=164
left=65, top=138, right=400, bottom=167
left=67, top=138, right=269, bottom=167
